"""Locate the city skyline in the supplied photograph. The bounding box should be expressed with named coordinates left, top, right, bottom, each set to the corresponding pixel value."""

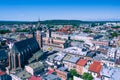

left=0, top=0, right=120, bottom=21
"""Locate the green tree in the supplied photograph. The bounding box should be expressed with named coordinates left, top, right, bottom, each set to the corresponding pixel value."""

left=91, top=23, right=97, bottom=27
left=110, top=32, right=118, bottom=38
left=69, top=69, right=79, bottom=80
left=70, top=69, right=78, bottom=77
left=82, top=73, right=93, bottom=80
left=111, top=26, right=120, bottom=29
left=16, top=29, right=29, bottom=32
left=83, top=29, right=92, bottom=33
left=0, top=30, right=11, bottom=34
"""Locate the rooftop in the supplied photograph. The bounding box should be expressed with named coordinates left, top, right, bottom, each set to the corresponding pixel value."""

left=63, top=54, right=80, bottom=63
left=28, top=57, right=36, bottom=63
left=16, top=70, right=31, bottom=80
left=27, top=62, right=44, bottom=70
left=54, top=52, right=66, bottom=61
left=0, top=70, right=6, bottom=76
left=47, top=69, right=55, bottom=74
left=77, top=59, right=88, bottom=66
left=42, top=74, right=61, bottom=80
left=62, top=47, right=87, bottom=56
left=12, top=37, right=39, bottom=53
left=29, top=75, right=42, bottom=80
left=101, top=66, right=120, bottom=80
left=48, top=54, right=58, bottom=61
left=33, top=50, right=43, bottom=59
left=89, top=61, right=102, bottom=73
left=86, top=51, right=96, bottom=58
left=58, top=67, right=68, bottom=71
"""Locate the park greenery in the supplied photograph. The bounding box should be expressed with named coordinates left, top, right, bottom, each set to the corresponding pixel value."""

left=111, top=26, right=120, bottom=29
left=110, top=32, right=118, bottom=37
left=69, top=69, right=79, bottom=80
left=83, top=29, right=92, bottom=33
left=16, top=29, right=29, bottom=32
left=82, top=72, right=93, bottom=80
left=0, top=30, right=11, bottom=34
left=0, top=28, right=30, bottom=34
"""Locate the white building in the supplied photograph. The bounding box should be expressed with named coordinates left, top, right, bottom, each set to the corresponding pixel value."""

left=101, top=66, right=120, bottom=80
left=62, top=47, right=87, bottom=56
left=107, top=48, right=116, bottom=59
left=73, top=76, right=83, bottom=80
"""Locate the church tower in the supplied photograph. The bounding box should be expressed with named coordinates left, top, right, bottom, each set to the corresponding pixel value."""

left=36, top=19, right=43, bottom=49
left=28, top=26, right=35, bottom=38
left=48, top=27, right=53, bottom=44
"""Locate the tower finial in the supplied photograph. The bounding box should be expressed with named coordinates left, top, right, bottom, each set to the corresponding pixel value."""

left=37, top=18, right=42, bottom=31
left=38, top=18, right=40, bottom=27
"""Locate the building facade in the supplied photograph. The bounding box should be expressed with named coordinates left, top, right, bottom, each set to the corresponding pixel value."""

left=8, top=37, right=40, bottom=70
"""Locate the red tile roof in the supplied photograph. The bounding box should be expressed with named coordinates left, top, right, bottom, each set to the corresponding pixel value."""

left=77, top=59, right=88, bottom=66
left=0, top=71, right=6, bottom=76
left=29, top=76, right=42, bottom=80
left=47, top=69, right=54, bottom=74
left=89, top=61, right=102, bottom=73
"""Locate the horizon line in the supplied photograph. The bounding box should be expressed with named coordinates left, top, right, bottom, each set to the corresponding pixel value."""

left=0, top=19, right=120, bottom=22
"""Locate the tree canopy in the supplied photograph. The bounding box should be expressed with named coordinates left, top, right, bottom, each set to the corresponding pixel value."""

left=82, top=72, right=93, bottom=80
left=111, top=26, right=120, bottom=29
left=110, top=32, right=118, bottom=38
left=69, top=69, right=79, bottom=80
left=0, top=30, right=11, bottom=34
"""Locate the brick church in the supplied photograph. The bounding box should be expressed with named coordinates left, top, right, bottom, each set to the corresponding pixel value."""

left=8, top=21, right=43, bottom=70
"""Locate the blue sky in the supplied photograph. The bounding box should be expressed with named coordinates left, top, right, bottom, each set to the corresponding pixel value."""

left=0, top=0, right=120, bottom=21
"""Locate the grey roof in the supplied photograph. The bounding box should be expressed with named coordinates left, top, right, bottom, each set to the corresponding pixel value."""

left=102, top=58, right=116, bottom=62
left=63, top=54, right=80, bottom=63
left=86, top=51, right=96, bottom=58
left=58, top=67, right=68, bottom=71
left=12, top=37, right=40, bottom=53
left=43, top=74, right=61, bottom=80
left=48, top=54, right=58, bottom=61
left=28, top=57, right=36, bottom=63
left=99, top=45, right=109, bottom=49
left=93, top=35, right=103, bottom=40
left=15, top=70, right=31, bottom=80
left=54, top=52, right=66, bottom=61
left=101, top=66, right=120, bottom=80
left=28, top=50, right=43, bottom=63
left=26, top=61, right=44, bottom=70
left=33, top=50, right=44, bottom=59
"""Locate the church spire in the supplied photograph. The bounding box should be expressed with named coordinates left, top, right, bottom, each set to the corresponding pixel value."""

left=37, top=18, right=42, bottom=31
left=36, top=18, right=43, bottom=49
left=38, top=18, right=41, bottom=27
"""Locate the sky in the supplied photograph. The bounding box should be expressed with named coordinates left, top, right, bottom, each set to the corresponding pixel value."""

left=0, top=0, right=120, bottom=21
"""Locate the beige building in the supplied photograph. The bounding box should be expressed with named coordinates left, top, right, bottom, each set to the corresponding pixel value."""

left=56, top=67, right=69, bottom=80
left=63, top=54, right=80, bottom=70
left=76, top=59, right=88, bottom=75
